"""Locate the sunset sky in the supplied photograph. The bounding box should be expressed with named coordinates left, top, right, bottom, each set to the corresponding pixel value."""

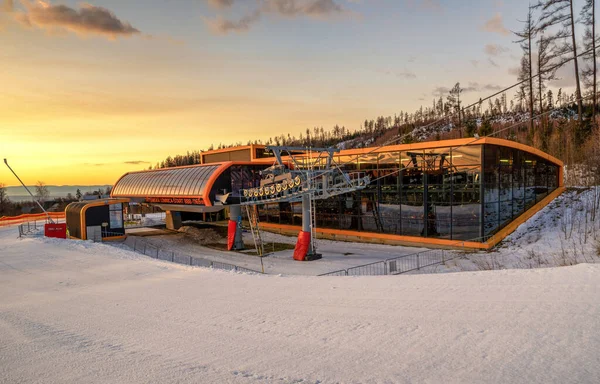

left=0, top=0, right=575, bottom=186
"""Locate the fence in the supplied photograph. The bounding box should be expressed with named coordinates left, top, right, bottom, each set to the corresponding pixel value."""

left=319, top=236, right=494, bottom=277
left=123, top=236, right=261, bottom=274
left=18, top=221, right=42, bottom=237
left=17, top=217, right=66, bottom=238
left=1, top=212, right=65, bottom=228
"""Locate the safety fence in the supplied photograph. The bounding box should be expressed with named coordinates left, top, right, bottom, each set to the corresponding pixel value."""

left=319, top=236, right=494, bottom=277
left=17, top=217, right=66, bottom=238
left=1, top=212, right=65, bottom=227
left=123, top=236, right=261, bottom=274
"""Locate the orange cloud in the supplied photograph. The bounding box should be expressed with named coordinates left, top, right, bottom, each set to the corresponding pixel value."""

left=12, top=1, right=140, bottom=39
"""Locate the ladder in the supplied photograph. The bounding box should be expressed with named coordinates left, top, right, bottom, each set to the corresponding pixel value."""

left=309, top=192, right=317, bottom=255
left=245, top=205, right=264, bottom=257
left=372, top=203, right=384, bottom=232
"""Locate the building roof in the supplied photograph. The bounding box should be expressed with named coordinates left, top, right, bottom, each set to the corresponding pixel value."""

left=110, top=162, right=244, bottom=206
left=249, top=137, right=563, bottom=167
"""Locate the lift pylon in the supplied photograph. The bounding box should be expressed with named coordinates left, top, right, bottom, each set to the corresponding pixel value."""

left=240, top=146, right=370, bottom=261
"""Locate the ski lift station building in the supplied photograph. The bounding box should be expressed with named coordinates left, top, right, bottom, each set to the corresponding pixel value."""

left=111, top=139, right=564, bottom=250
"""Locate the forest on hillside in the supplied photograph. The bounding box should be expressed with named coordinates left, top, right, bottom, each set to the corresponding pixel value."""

left=151, top=1, right=600, bottom=185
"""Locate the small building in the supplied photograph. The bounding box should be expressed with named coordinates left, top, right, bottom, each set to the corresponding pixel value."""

left=65, top=198, right=129, bottom=241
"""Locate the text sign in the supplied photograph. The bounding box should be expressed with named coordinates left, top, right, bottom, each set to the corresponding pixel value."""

left=145, top=197, right=204, bottom=205
left=45, top=223, right=67, bottom=239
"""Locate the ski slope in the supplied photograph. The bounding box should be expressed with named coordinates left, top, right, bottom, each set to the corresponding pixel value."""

left=1, top=226, right=599, bottom=383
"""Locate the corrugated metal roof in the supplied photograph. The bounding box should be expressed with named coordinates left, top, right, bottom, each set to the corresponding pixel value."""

left=111, top=164, right=222, bottom=198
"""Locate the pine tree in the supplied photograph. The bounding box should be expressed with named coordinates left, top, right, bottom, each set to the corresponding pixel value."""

left=479, top=118, right=493, bottom=137
left=446, top=83, right=463, bottom=127
left=0, top=183, right=11, bottom=215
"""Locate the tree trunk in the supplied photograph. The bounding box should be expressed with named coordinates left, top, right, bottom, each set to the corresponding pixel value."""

left=528, top=25, right=535, bottom=136
left=538, top=41, right=545, bottom=144
left=593, top=0, right=597, bottom=125
left=538, top=36, right=544, bottom=116
left=570, top=0, right=583, bottom=121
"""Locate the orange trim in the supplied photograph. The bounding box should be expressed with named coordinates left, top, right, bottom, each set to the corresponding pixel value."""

left=201, top=145, right=266, bottom=157
left=79, top=198, right=129, bottom=240
left=202, top=162, right=234, bottom=207
left=558, top=165, right=565, bottom=187
left=247, top=137, right=563, bottom=168
left=259, top=187, right=565, bottom=250
left=484, top=187, right=565, bottom=248
left=259, top=222, right=489, bottom=250
left=101, top=235, right=127, bottom=242
left=112, top=161, right=265, bottom=204
left=481, top=137, right=563, bottom=167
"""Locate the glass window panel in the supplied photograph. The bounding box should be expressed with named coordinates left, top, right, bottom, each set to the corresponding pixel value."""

left=484, top=202, right=499, bottom=235
left=452, top=145, right=481, bottom=166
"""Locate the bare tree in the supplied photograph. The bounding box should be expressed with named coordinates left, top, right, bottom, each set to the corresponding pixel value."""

left=514, top=5, right=536, bottom=133
left=538, top=0, right=583, bottom=122
left=536, top=33, right=558, bottom=114
left=35, top=181, right=50, bottom=203
left=516, top=55, right=532, bottom=114
left=580, top=0, right=597, bottom=123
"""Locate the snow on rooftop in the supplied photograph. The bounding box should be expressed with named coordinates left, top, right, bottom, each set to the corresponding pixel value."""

left=1, top=224, right=599, bottom=383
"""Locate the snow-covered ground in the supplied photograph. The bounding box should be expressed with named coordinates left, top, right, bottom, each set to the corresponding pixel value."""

left=125, top=229, right=434, bottom=276
left=429, top=188, right=600, bottom=273
left=1, top=225, right=599, bottom=383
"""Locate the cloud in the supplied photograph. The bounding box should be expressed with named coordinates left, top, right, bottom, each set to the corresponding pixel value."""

left=421, top=0, right=442, bottom=11
left=463, top=82, right=503, bottom=93
left=204, top=0, right=349, bottom=34
left=261, top=0, right=345, bottom=18
left=204, top=9, right=261, bottom=34
left=123, top=161, right=151, bottom=165
left=481, top=13, right=509, bottom=36
left=508, top=66, right=520, bottom=76
left=207, top=0, right=234, bottom=9
left=405, top=0, right=442, bottom=12
left=432, top=86, right=450, bottom=97
left=470, top=60, right=479, bottom=67
left=433, top=82, right=503, bottom=96
left=379, top=69, right=417, bottom=79
left=11, top=1, right=140, bottom=39
left=2, top=0, right=14, bottom=12
left=484, top=43, right=508, bottom=56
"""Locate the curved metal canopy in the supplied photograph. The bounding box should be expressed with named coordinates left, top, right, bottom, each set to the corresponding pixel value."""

left=111, top=163, right=225, bottom=205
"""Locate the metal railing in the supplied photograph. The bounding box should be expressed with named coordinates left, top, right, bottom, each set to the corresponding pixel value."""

left=318, top=235, right=493, bottom=277
left=123, top=236, right=262, bottom=274
left=17, top=218, right=66, bottom=238
left=319, top=248, right=456, bottom=276
left=18, top=221, right=41, bottom=237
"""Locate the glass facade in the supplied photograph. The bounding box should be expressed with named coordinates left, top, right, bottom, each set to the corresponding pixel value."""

left=258, top=143, right=560, bottom=242
left=483, top=145, right=559, bottom=236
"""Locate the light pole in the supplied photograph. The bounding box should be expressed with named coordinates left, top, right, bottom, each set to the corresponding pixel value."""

left=3, top=158, right=53, bottom=223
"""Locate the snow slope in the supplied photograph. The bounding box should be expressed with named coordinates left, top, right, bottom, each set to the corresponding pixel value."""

left=1, top=226, right=599, bottom=383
